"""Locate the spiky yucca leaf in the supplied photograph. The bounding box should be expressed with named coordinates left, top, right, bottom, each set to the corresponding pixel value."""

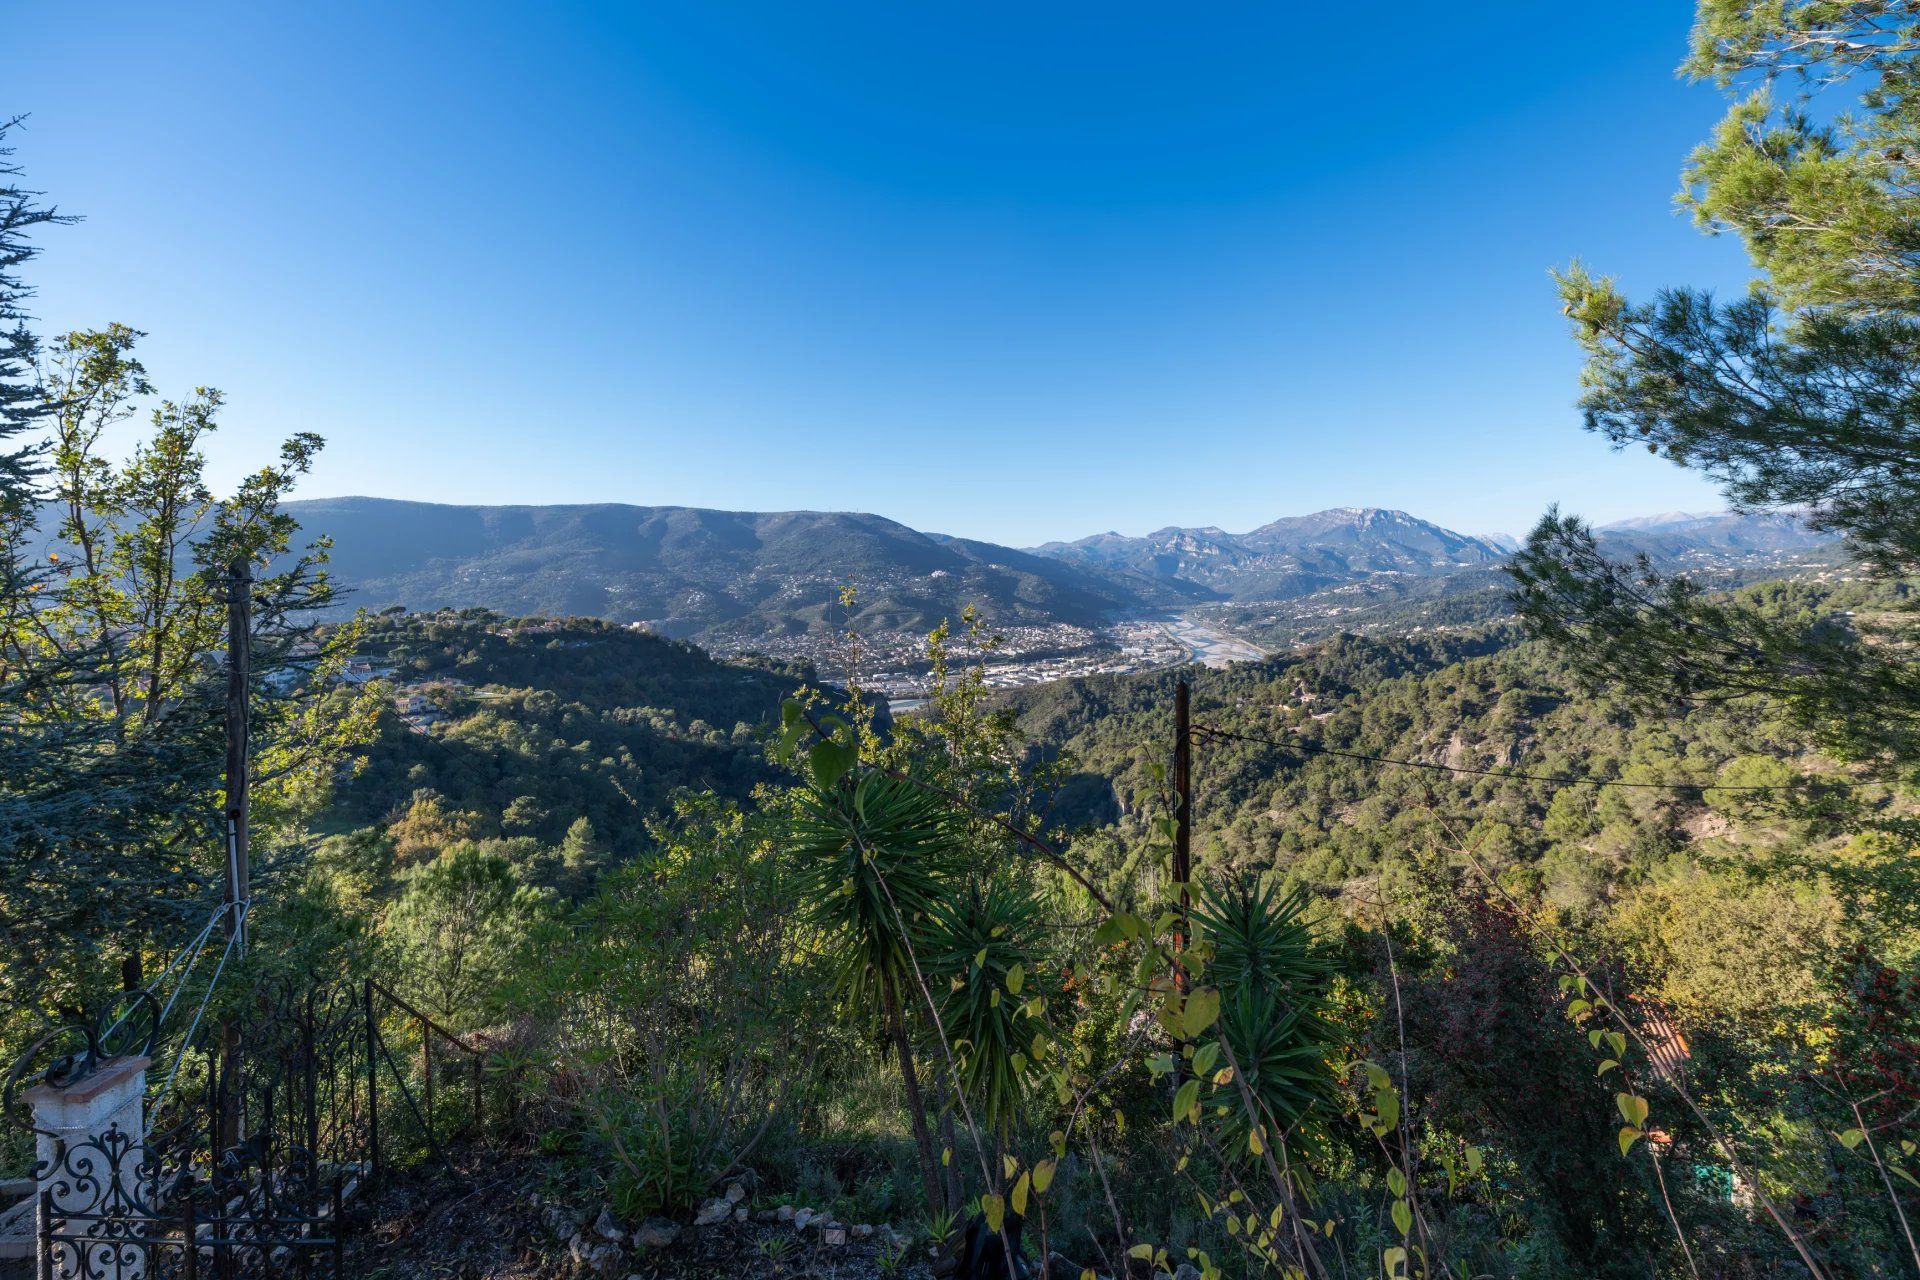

left=1193, top=878, right=1341, bottom=1164
left=783, top=772, right=969, bottom=1011
left=926, top=879, right=1047, bottom=1136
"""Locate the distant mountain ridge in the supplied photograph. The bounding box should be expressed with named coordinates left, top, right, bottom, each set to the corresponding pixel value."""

left=1594, top=509, right=1833, bottom=557
left=289, top=497, right=1840, bottom=643
left=1031, top=507, right=1514, bottom=601
left=289, top=497, right=1197, bottom=640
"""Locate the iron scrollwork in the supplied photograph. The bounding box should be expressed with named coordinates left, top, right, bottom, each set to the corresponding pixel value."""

left=10, top=977, right=365, bottom=1278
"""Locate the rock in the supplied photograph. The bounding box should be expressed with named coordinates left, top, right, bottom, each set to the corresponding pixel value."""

left=635, top=1218, right=679, bottom=1250
left=775, top=1204, right=796, bottom=1222
left=733, top=1205, right=748, bottom=1222
left=593, top=1208, right=626, bottom=1242
left=821, top=1226, right=849, bottom=1247
left=851, top=1223, right=875, bottom=1241
left=586, top=1241, right=626, bottom=1278
left=545, top=1206, right=580, bottom=1238
left=1174, top=1267, right=1203, bottom=1280
left=693, top=1198, right=732, bottom=1227
left=755, top=1208, right=777, bottom=1222
left=793, top=1208, right=816, bottom=1231
left=724, top=1182, right=747, bottom=1204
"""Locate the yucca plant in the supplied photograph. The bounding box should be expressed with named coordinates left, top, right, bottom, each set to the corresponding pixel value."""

left=1193, top=878, right=1342, bottom=1167
left=783, top=765, right=969, bottom=1209
left=926, top=878, right=1047, bottom=1144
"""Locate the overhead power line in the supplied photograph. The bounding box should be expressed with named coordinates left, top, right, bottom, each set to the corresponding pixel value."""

left=1190, top=722, right=1818, bottom=793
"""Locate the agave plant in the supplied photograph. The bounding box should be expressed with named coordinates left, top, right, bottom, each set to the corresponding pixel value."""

left=1193, top=878, right=1342, bottom=1165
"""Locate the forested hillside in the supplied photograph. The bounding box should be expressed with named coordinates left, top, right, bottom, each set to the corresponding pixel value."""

left=1015, top=577, right=1910, bottom=964
left=320, top=609, right=808, bottom=879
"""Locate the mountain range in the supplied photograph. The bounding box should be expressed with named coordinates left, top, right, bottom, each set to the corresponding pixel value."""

left=1034, top=507, right=1512, bottom=601
left=291, top=498, right=1197, bottom=640
left=287, top=497, right=1839, bottom=641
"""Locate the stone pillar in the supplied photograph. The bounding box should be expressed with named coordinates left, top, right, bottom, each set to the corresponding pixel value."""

left=23, top=1055, right=150, bottom=1278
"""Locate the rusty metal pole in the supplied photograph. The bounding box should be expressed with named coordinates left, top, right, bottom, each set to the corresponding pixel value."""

left=1173, top=678, right=1192, bottom=989
left=1171, top=678, right=1194, bottom=1094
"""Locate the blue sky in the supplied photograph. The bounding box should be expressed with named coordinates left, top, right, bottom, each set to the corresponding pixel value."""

left=15, top=1, right=1743, bottom=546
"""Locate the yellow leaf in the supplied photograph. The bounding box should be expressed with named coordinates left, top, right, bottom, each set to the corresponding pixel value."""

left=1182, top=988, right=1221, bottom=1038
left=1011, top=1171, right=1031, bottom=1217
left=1032, top=1158, right=1057, bottom=1193
left=982, top=1193, right=1005, bottom=1233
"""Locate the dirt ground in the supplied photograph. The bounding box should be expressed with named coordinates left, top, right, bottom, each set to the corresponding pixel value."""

left=346, top=1153, right=940, bottom=1280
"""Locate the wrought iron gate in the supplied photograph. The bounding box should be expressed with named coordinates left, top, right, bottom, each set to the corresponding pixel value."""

left=8, top=976, right=490, bottom=1279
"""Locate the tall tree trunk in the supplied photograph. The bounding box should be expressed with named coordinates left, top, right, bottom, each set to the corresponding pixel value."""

left=883, top=973, right=944, bottom=1212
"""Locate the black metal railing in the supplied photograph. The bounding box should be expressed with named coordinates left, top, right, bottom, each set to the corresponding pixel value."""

left=9, top=970, right=502, bottom=1278
left=361, top=979, right=492, bottom=1187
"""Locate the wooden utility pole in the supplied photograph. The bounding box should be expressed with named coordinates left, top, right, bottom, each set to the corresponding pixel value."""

left=1173, top=678, right=1192, bottom=991
left=223, top=557, right=251, bottom=955
left=218, top=558, right=251, bottom=1154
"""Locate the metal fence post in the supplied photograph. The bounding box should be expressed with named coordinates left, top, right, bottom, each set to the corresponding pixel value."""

left=183, top=1193, right=198, bottom=1280
left=363, top=980, right=379, bottom=1189
left=331, top=1174, right=345, bottom=1277
left=37, top=1187, right=52, bottom=1280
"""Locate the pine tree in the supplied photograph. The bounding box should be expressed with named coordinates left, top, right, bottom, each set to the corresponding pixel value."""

left=1512, top=3, right=1920, bottom=769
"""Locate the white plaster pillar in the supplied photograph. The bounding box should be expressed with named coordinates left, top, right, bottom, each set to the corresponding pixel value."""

left=22, top=1055, right=150, bottom=1278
